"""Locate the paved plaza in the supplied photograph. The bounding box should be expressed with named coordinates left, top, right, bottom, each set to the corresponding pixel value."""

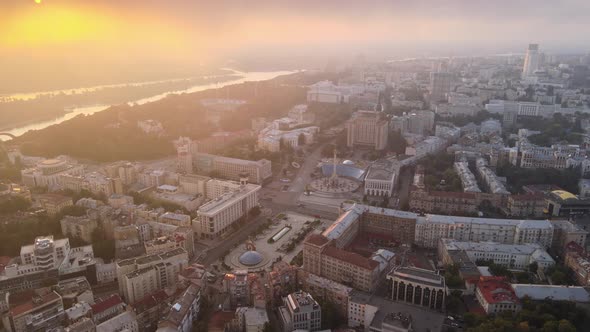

left=224, top=211, right=332, bottom=271
left=309, top=176, right=360, bottom=193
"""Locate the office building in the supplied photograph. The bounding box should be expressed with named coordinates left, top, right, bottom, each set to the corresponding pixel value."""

left=387, top=267, right=446, bottom=310
left=346, top=110, right=389, bottom=150
left=194, top=153, right=272, bottom=184
left=278, top=291, right=321, bottom=332
left=522, top=44, right=540, bottom=78
left=415, top=215, right=554, bottom=249
left=194, top=183, right=260, bottom=239
left=438, top=239, right=555, bottom=270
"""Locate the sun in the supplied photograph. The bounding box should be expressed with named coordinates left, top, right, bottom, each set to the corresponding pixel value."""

left=35, top=0, right=42, bottom=4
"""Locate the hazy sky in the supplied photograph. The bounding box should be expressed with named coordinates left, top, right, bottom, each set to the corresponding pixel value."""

left=1, top=0, right=589, bottom=91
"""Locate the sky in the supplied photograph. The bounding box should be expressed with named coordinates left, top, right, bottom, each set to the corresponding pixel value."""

left=1, top=0, right=589, bottom=91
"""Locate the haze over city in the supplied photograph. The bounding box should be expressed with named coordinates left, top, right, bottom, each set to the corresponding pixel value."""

left=1, top=1, right=590, bottom=332
left=1, top=0, right=589, bottom=92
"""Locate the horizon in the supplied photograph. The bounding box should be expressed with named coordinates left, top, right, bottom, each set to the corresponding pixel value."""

left=1, top=0, right=589, bottom=92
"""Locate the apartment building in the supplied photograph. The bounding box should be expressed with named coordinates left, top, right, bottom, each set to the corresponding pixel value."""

left=115, top=248, right=189, bottom=302
left=4, top=288, right=64, bottom=332
left=278, top=291, right=322, bottom=332
left=96, top=311, right=138, bottom=332
left=409, top=190, right=479, bottom=215
left=565, top=251, right=590, bottom=286
left=156, top=284, right=201, bottom=332
left=551, top=220, right=588, bottom=254
left=504, top=194, right=546, bottom=218
left=60, top=216, right=98, bottom=243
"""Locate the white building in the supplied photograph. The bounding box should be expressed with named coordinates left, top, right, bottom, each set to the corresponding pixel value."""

left=414, top=215, right=554, bottom=249
left=257, top=125, right=319, bottom=153
left=454, top=161, right=481, bottom=193
left=21, top=158, right=84, bottom=190
left=438, top=239, right=555, bottom=270
left=364, top=159, right=396, bottom=197
left=307, top=80, right=364, bottom=104
left=115, top=248, right=189, bottom=303
left=235, top=307, right=269, bottom=332
left=194, top=183, right=260, bottom=239
left=405, top=136, right=447, bottom=158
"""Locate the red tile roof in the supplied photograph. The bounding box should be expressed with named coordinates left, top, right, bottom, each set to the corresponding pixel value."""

left=305, top=234, right=330, bottom=247
left=323, top=246, right=379, bottom=270
left=91, top=294, right=123, bottom=314
left=477, top=277, right=519, bottom=305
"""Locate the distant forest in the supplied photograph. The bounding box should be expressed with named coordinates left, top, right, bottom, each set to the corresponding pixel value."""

left=10, top=71, right=339, bottom=162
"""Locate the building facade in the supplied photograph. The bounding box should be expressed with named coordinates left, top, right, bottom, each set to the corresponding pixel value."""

left=346, top=110, right=389, bottom=150
left=387, top=267, right=446, bottom=311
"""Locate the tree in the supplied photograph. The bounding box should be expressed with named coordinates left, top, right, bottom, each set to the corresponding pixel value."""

left=388, top=130, right=407, bottom=155
left=529, top=262, right=538, bottom=273
left=557, top=320, right=576, bottom=332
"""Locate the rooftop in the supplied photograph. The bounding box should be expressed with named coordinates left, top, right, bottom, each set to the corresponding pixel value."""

left=91, top=294, right=123, bottom=314
left=197, top=183, right=260, bottom=215
left=9, top=289, right=62, bottom=317
left=96, top=311, right=137, bottom=332
left=477, top=277, right=519, bottom=305
left=511, top=284, right=590, bottom=302
left=390, top=267, right=445, bottom=288
left=323, top=246, right=380, bottom=270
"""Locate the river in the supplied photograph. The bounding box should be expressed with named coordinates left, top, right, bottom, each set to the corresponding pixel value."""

left=1, top=69, right=297, bottom=140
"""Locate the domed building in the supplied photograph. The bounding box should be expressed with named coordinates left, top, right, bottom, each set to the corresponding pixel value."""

left=238, top=250, right=264, bottom=266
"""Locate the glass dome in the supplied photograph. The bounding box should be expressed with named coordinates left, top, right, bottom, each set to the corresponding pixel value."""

left=239, top=251, right=264, bottom=266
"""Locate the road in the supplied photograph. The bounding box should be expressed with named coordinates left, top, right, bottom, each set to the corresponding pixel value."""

left=198, top=140, right=336, bottom=266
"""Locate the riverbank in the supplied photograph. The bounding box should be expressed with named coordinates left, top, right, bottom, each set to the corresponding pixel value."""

left=0, top=73, right=249, bottom=138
